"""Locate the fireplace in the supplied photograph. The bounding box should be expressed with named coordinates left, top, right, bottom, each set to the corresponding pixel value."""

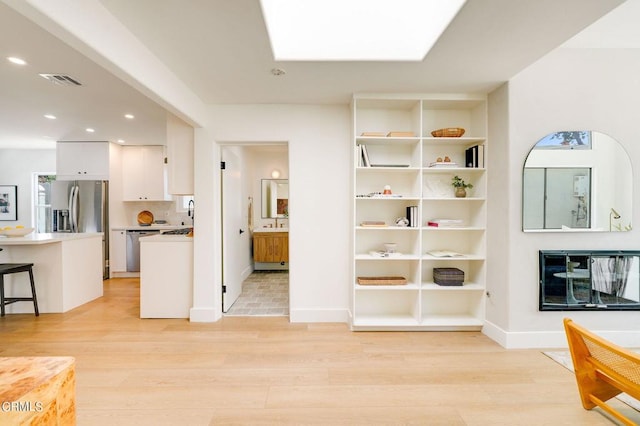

left=539, top=250, right=640, bottom=311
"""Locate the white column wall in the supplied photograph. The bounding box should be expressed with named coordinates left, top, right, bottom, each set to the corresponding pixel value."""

left=200, top=104, right=351, bottom=322
left=486, top=47, right=640, bottom=348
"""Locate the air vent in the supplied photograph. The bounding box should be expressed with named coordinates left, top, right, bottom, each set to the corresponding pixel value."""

left=39, top=74, right=82, bottom=86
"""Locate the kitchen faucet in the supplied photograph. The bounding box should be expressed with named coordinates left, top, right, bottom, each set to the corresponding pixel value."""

left=188, top=199, right=195, bottom=226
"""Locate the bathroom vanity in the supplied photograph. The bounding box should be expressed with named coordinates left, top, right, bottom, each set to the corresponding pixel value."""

left=253, top=229, right=288, bottom=270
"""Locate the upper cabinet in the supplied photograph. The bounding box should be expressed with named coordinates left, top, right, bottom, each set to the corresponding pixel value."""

left=122, top=145, right=171, bottom=201
left=166, top=113, right=194, bottom=195
left=56, top=141, right=110, bottom=180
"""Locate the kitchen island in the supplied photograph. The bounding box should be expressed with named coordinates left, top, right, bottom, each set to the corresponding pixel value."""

left=140, top=234, right=193, bottom=318
left=0, top=233, right=103, bottom=313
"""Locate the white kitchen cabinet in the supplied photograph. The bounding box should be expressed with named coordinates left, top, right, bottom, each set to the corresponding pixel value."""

left=110, top=229, right=127, bottom=272
left=352, top=94, right=487, bottom=331
left=140, top=235, right=193, bottom=318
left=122, top=145, right=171, bottom=201
left=166, top=113, right=194, bottom=195
left=56, top=141, right=110, bottom=180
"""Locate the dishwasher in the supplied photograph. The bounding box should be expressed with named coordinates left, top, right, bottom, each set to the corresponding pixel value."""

left=126, top=230, right=161, bottom=272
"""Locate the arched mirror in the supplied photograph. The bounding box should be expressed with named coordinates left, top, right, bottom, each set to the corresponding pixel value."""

left=523, top=131, right=632, bottom=232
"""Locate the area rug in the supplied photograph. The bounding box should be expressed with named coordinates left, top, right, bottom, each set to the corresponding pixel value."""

left=544, top=351, right=640, bottom=411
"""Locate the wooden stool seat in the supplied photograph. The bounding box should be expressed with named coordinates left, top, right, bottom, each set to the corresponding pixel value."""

left=0, top=263, right=39, bottom=317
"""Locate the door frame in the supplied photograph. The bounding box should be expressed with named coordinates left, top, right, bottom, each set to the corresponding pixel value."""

left=218, top=141, right=290, bottom=315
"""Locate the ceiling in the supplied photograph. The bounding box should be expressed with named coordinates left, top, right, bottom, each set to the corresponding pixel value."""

left=0, top=0, right=631, bottom=149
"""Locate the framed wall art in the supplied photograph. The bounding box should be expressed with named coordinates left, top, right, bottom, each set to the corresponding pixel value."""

left=0, top=185, right=18, bottom=221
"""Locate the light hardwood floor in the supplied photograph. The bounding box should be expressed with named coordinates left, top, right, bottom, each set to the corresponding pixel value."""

left=1, top=278, right=638, bottom=425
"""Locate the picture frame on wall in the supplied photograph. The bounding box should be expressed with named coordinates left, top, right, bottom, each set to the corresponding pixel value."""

left=0, top=185, right=18, bottom=221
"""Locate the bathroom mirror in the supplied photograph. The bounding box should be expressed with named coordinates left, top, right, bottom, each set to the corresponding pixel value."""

left=261, top=179, right=289, bottom=218
left=523, top=131, right=632, bottom=232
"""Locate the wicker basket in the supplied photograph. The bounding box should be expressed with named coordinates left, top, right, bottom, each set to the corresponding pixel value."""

left=357, top=276, right=407, bottom=286
left=431, top=128, right=465, bottom=138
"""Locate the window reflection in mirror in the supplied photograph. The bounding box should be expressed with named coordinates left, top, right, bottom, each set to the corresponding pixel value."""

left=261, top=179, right=288, bottom=218
left=523, top=131, right=632, bottom=232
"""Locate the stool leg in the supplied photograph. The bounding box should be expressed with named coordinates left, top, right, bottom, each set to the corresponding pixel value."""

left=28, top=268, right=39, bottom=317
left=0, top=275, right=5, bottom=317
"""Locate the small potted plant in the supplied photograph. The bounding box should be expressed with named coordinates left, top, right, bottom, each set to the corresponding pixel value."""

left=451, top=175, right=473, bottom=198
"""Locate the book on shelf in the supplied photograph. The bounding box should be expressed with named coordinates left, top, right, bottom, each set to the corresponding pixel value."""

left=427, top=250, right=464, bottom=258
left=428, top=161, right=459, bottom=168
left=359, top=144, right=371, bottom=167
left=426, top=219, right=465, bottom=227
left=369, top=251, right=402, bottom=258
left=387, top=131, right=415, bottom=137
left=360, top=132, right=386, bottom=137
left=360, top=221, right=387, bottom=227
left=406, top=205, right=418, bottom=227
left=371, top=164, right=410, bottom=168
left=465, top=144, right=485, bottom=168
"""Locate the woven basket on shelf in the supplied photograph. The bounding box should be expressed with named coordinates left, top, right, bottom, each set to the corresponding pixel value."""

left=431, top=127, right=465, bottom=138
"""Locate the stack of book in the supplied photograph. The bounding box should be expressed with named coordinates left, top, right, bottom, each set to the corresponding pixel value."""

left=406, top=206, right=418, bottom=227
left=465, top=144, right=485, bottom=168
left=428, top=161, right=459, bottom=168
left=426, top=219, right=464, bottom=228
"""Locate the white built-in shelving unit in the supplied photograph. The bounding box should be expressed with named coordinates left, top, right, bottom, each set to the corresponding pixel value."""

left=351, top=94, right=487, bottom=330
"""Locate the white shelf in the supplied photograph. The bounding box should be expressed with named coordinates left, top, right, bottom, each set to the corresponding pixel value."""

left=356, top=254, right=422, bottom=260
left=422, top=227, right=485, bottom=231
left=422, top=283, right=485, bottom=291
left=420, top=314, right=484, bottom=328
left=422, top=167, right=485, bottom=173
left=356, top=283, right=420, bottom=291
left=422, top=254, right=485, bottom=261
left=352, top=94, right=487, bottom=331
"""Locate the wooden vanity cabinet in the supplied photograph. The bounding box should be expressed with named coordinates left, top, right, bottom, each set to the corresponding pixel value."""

left=253, top=232, right=289, bottom=262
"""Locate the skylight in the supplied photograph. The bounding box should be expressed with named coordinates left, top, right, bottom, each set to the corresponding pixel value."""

left=260, top=0, right=466, bottom=61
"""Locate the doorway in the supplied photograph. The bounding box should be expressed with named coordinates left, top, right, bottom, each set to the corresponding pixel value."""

left=220, top=143, right=289, bottom=316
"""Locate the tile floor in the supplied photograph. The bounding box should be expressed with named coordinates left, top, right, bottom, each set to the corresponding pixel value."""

left=225, top=271, right=289, bottom=316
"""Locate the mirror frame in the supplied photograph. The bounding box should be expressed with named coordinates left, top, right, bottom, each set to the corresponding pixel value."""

left=261, top=179, right=289, bottom=219
left=522, top=131, right=633, bottom=232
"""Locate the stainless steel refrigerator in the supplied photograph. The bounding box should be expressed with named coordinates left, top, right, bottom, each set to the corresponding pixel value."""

left=51, top=180, right=109, bottom=278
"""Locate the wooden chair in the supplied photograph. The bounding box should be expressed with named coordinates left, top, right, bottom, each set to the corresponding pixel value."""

left=0, top=248, right=39, bottom=317
left=564, top=318, right=640, bottom=425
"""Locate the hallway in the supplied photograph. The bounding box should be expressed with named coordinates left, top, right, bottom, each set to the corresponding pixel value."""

left=225, top=271, right=289, bottom=316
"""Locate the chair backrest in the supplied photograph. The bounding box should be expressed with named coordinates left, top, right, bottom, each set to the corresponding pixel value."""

left=564, top=318, right=640, bottom=425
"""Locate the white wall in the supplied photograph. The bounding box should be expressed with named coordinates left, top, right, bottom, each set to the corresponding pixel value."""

left=0, top=149, right=56, bottom=227
left=486, top=48, right=640, bottom=348
left=192, top=104, right=351, bottom=322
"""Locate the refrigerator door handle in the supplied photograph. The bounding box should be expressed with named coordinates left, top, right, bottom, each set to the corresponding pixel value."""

left=70, top=185, right=79, bottom=233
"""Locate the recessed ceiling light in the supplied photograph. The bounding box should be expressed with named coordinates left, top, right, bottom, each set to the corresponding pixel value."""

left=117, top=139, right=125, bottom=144
left=7, top=56, right=27, bottom=65
left=44, top=114, right=56, bottom=120
left=260, top=0, right=466, bottom=61
left=86, top=128, right=95, bottom=133
left=124, top=114, right=135, bottom=119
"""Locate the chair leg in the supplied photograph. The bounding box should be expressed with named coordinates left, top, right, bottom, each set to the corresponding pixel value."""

left=0, top=275, right=5, bottom=317
left=28, top=268, right=39, bottom=317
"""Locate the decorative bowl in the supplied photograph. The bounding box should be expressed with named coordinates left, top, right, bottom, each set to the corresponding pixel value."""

left=431, top=128, right=465, bottom=138
left=0, top=227, right=34, bottom=237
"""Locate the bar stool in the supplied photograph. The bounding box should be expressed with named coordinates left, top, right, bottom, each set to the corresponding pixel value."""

left=0, top=249, right=39, bottom=317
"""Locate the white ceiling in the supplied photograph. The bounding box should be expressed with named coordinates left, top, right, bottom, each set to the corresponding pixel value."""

left=0, top=0, right=632, bottom=149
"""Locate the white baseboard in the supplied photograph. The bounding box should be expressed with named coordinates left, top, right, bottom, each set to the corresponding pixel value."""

left=289, top=308, right=350, bottom=323
left=189, top=307, right=221, bottom=322
left=483, top=320, right=640, bottom=349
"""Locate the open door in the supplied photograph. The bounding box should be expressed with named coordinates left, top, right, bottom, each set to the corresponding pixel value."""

left=221, top=148, right=244, bottom=312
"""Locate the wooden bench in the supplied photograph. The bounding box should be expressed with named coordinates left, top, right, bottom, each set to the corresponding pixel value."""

left=564, top=318, right=640, bottom=425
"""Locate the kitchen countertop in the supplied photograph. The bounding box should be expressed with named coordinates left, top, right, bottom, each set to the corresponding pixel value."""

left=0, top=232, right=103, bottom=245
left=141, top=234, right=193, bottom=242
left=111, top=225, right=183, bottom=231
